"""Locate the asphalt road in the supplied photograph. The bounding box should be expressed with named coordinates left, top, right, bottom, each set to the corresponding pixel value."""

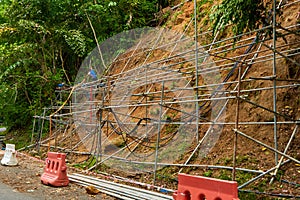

left=0, top=181, right=41, bottom=200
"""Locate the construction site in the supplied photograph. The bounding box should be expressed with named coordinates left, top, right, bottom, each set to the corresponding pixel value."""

left=21, top=0, right=300, bottom=199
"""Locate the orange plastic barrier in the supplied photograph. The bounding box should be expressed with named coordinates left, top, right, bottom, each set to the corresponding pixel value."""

left=173, top=173, right=239, bottom=200
left=41, top=152, right=69, bottom=187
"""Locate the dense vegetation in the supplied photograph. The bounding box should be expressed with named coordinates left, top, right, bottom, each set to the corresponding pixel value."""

left=210, top=0, right=267, bottom=36
left=0, top=0, right=162, bottom=129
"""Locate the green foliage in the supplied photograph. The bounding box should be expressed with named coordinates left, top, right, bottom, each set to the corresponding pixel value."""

left=0, top=0, right=10, bottom=24
left=235, top=171, right=253, bottom=185
left=0, top=0, right=159, bottom=130
left=72, top=156, right=97, bottom=169
left=58, top=29, right=87, bottom=57
left=238, top=191, right=257, bottom=200
left=210, top=0, right=267, bottom=36
left=203, top=170, right=213, bottom=177
left=218, top=169, right=231, bottom=180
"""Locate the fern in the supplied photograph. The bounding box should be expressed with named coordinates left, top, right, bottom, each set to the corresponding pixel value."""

left=210, top=0, right=267, bottom=36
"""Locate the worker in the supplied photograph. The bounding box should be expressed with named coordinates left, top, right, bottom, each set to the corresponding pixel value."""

left=56, top=82, right=69, bottom=90
left=88, top=67, right=98, bottom=81
left=84, top=67, right=98, bottom=101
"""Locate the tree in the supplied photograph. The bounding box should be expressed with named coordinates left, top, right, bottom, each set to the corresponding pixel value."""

left=0, top=0, right=159, bottom=129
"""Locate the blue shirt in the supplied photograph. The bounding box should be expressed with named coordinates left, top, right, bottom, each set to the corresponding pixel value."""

left=89, top=69, right=97, bottom=80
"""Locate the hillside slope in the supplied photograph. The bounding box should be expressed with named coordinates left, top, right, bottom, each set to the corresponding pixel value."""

left=17, top=1, right=300, bottom=199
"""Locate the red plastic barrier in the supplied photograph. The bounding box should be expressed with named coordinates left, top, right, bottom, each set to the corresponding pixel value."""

left=41, top=152, right=69, bottom=187
left=173, top=173, right=239, bottom=200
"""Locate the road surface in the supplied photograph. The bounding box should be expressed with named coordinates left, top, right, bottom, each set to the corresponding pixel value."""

left=0, top=181, right=41, bottom=200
